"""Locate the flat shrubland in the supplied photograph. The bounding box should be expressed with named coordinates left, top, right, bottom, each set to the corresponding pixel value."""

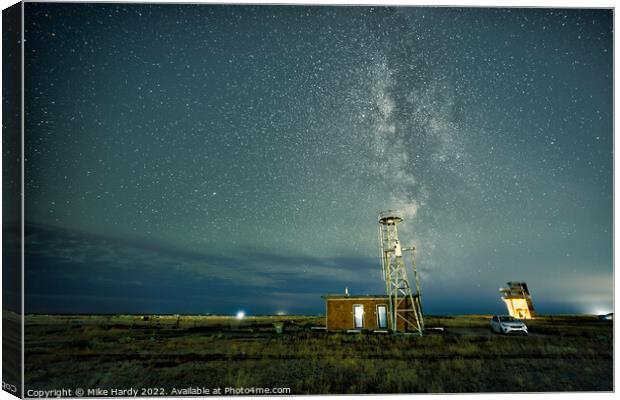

left=22, top=313, right=613, bottom=394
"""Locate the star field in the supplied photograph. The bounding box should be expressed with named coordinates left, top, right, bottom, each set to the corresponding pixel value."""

left=23, top=4, right=612, bottom=315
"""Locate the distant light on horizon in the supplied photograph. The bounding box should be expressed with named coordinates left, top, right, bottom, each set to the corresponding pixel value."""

left=236, top=310, right=246, bottom=320
left=590, top=307, right=612, bottom=316
left=276, top=310, right=287, bottom=316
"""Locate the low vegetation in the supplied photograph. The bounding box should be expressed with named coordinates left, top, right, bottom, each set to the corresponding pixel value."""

left=21, top=313, right=612, bottom=394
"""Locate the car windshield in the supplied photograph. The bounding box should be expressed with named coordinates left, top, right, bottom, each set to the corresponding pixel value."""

left=499, top=316, right=517, bottom=322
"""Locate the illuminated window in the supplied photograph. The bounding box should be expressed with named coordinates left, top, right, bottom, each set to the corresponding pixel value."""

left=353, top=305, right=364, bottom=329
left=377, top=305, right=387, bottom=328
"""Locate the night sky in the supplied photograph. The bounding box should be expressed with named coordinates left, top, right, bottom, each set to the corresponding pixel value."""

left=23, top=3, right=612, bottom=315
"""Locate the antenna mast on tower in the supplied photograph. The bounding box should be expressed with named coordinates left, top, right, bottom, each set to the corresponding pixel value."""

left=378, top=210, right=424, bottom=334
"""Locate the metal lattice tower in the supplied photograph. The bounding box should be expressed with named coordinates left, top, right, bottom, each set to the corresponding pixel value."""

left=378, top=210, right=424, bottom=334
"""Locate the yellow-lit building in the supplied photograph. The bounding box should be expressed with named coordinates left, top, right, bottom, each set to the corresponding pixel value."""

left=499, top=282, right=535, bottom=319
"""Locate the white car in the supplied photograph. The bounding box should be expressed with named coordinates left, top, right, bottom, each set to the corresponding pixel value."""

left=490, top=315, right=528, bottom=335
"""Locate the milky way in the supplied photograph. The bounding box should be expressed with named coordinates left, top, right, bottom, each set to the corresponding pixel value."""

left=22, top=4, right=612, bottom=315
